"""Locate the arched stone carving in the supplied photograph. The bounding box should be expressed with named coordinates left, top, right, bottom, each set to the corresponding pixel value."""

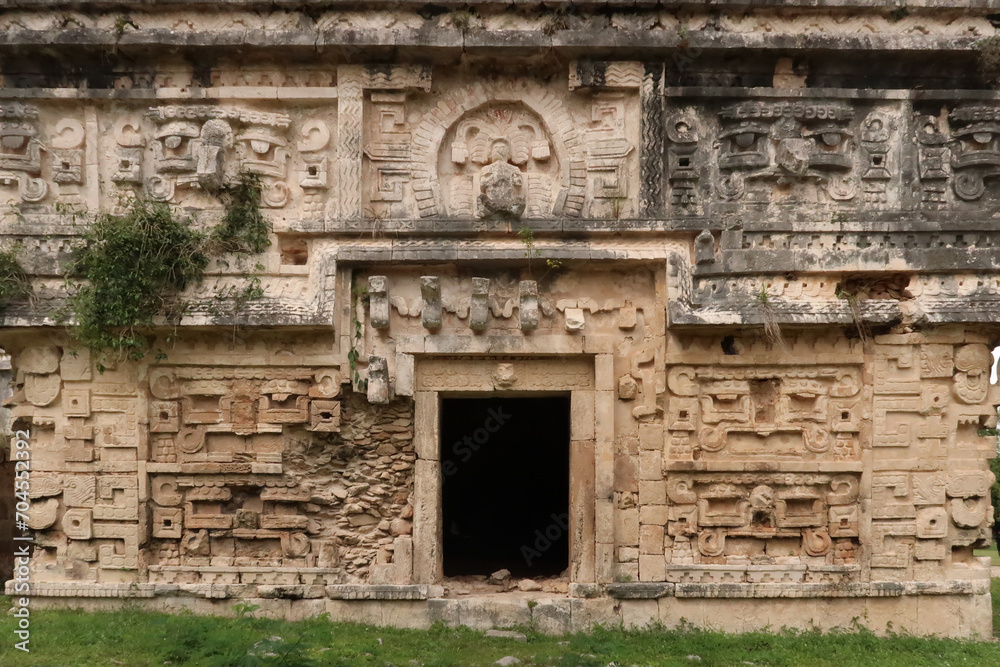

left=410, top=80, right=587, bottom=218
left=441, top=103, right=556, bottom=219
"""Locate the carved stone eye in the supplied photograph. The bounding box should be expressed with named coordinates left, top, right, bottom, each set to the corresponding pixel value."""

left=820, top=132, right=842, bottom=147
left=972, top=132, right=993, bottom=145
left=734, top=132, right=756, bottom=149
left=164, top=135, right=183, bottom=149
left=250, top=139, right=271, bottom=154
left=1, top=135, right=26, bottom=150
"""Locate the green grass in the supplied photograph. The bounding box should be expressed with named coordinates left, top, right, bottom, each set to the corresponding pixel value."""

left=2, top=591, right=1000, bottom=667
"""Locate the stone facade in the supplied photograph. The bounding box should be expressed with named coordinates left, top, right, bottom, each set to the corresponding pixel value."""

left=1, top=0, right=999, bottom=638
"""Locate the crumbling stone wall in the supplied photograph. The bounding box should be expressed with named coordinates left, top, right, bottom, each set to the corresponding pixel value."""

left=282, top=394, right=415, bottom=583
left=2, top=333, right=413, bottom=596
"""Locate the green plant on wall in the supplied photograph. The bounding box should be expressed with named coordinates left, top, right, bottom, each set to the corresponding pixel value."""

left=208, top=171, right=271, bottom=255
left=756, top=284, right=784, bottom=348
left=835, top=283, right=872, bottom=345
left=0, top=243, right=32, bottom=309
left=517, top=224, right=563, bottom=278
left=63, top=170, right=270, bottom=370
left=63, top=198, right=209, bottom=368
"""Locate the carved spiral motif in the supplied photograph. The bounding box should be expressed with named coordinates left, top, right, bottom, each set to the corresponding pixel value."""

left=827, top=175, right=857, bottom=201
left=717, top=172, right=745, bottom=201
left=177, top=426, right=207, bottom=454
left=802, top=528, right=832, bottom=557
left=954, top=172, right=986, bottom=201
left=146, top=175, right=175, bottom=202
left=698, top=426, right=727, bottom=452
left=954, top=344, right=991, bottom=373
left=828, top=474, right=860, bottom=505
left=948, top=497, right=987, bottom=529
left=666, top=477, right=697, bottom=504
left=803, top=425, right=833, bottom=453
left=149, top=369, right=180, bottom=400
left=697, top=528, right=726, bottom=557
left=264, top=182, right=290, bottom=208
left=21, top=176, right=47, bottom=203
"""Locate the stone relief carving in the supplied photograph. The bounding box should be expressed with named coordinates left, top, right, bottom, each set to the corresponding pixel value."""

left=664, top=472, right=859, bottom=564
left=147, top=106, right=292, bottom=206
left=410, top=79, right=588, bottom=219
left=665, top=364, right=862, bottom=461
left=0, top=103, right=47, bottom=203
left=947, top=106, right=1000, bottom=202
left=364, top=92, right=411, bottom=218
left=444, top=104, right=552, bottom=219
left=714, top=101, right=858, bottom=203
left=911, top=105, right=1000, bottom=205
left=585, top=93, right=635, bottom=217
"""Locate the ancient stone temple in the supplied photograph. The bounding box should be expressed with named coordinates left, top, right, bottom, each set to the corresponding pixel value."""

left=1, top=0, right=999, bottom=638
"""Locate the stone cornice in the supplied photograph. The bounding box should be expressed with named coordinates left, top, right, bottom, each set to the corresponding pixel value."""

left=0, top=6, right=994, bottom=57
left=0, top=1, right=996, bottom=9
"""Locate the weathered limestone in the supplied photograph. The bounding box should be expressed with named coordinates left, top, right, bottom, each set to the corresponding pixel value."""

left=0, top=0, right=999, bottom=639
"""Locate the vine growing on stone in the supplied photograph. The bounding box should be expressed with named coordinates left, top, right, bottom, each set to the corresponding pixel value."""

left=64, top=198, right=209, bottom=367
left=0, top=244, right=33, bottom=309
left=63, top=171, right=270, bottom=369
left=207, top=171, right=271, bottom=255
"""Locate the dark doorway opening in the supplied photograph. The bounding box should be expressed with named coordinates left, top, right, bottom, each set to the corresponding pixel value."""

left=441, top=396, right=570, bottom=578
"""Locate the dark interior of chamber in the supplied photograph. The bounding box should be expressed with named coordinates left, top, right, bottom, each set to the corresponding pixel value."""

left=440, top=395, right=570, bottom=579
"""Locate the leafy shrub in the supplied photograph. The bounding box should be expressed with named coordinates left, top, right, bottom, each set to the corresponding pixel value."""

left=64, top=198, right=208, bottom=367
left=0, top=246, right=32, bottom=307
left=209, top=171, right=271, bottom=255
left=63, top=171, right=269, bottom=368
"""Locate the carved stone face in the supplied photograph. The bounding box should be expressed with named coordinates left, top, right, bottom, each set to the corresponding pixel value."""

left=490, top=140, right=511, bottom=164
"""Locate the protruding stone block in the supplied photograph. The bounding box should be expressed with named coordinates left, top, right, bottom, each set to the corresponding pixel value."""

left=695, top=229, right=715, bottom=265
left=470, top=277, right=490, bottom=332
left=420, top=276, right=442, bottom=330
left=368, top=275, right=389, bottom=329
left=565, top=308, right=585, bottom=332
left=519, top=280, right=538, bottom=331
left=367, top=356, right=389, bottom=404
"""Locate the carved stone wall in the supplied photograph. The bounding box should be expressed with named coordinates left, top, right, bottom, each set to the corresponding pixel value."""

left=1, top=0, right=999, bottom=639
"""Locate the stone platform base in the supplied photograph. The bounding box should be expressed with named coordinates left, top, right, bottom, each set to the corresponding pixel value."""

left=22, top=586, right=993, bottom=639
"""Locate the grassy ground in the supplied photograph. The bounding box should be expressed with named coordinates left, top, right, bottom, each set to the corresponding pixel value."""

left=1, top=586, right=999, bottom=667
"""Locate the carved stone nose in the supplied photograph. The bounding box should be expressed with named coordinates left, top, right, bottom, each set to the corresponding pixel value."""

left=776, top=138, right=811, bottom=175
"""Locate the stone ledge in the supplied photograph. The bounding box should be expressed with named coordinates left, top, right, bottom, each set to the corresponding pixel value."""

left=606, top=582, right=675, bottom=599
left=1, top=1, right=991, bottom=9
left=24, top=591, right=993, bottom=638
left=0, top=27, right=984, bottom=55
left=604, top=579, right=989, bottom=599
left=12, top=578, right=986, bottom=601
left=326, top=584, right=442, bottom=600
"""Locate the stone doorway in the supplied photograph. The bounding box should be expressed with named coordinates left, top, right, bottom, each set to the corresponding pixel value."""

left=440, top=396, right=571, bottom=578
left=412, top=356, right=601, bottom=586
